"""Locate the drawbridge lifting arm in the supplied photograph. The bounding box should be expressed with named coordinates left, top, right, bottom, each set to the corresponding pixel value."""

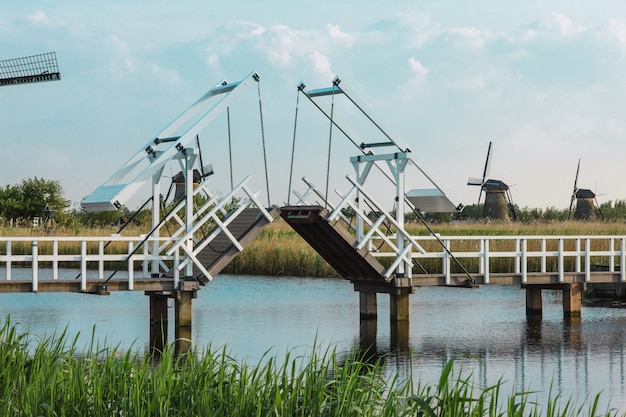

left=81, top=71, right=260, bottom=211
left=299, top=76, right=463, bottom=213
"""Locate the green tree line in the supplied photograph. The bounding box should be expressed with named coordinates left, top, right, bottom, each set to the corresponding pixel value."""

left=3, top=177, right=626, bottom=228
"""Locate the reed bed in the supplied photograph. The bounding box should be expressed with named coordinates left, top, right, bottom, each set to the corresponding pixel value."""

left=0, top=318, right=620, bottom=416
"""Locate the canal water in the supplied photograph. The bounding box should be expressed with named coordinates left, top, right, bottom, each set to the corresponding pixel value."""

left=2, top=269, right=626, bottom=413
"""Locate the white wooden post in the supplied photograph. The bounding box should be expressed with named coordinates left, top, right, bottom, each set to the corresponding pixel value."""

left=52, top=240, right=59, bottom=280
left=6, top=241, right=11, bottom=281
left=31, top=241, right=38, bottom=292
left=444, top=239, right=451, bottom=285
left=621, top=238, right=626, bottom=282
left=128, top=241, right=134, bottom=291
left=558, top=238, right=564, bottom=283
left=484, top=239, right=490, bottom=284
left=81, top=240, right=87, bottom=291
left=521, top=238, right=527, bottom=284
left=585, top=238, right=591, bottom=283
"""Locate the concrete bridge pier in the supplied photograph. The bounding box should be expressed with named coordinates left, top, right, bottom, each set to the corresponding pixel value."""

left=524, top=283, right=583, bottom=318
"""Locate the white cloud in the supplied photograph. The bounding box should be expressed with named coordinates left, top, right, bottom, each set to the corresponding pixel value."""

left=408, top=57, right=429, bottom=84
left=110, top=35, right=137, bottom=73
left=205, top=49, right=220, bottom=68
left=327, top=23, right=354, bottom=45
left=150, top=64, right=182, bottom=85
left=312, top=50, right=333, bottom=79
left=608, top=18, right=626, bottom=51
left=550, top=13, right=588, bottom=37
left=27, top=10, right=51, bottom=26
left=444, top=26, right=490, bottom=48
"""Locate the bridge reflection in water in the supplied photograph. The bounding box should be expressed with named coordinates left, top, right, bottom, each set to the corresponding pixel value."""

left=0, top=271, right=625, bottom=411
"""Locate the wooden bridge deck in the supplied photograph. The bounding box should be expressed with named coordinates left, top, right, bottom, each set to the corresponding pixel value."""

left=192, top=207, right=279, bottom=282
left=280, top=205, right=396, bottom=291
left=413, top=272, right=625, bottom=287
left=0, top=271, right=621, bottom=295
left=0, top=277, right=177, bottom=294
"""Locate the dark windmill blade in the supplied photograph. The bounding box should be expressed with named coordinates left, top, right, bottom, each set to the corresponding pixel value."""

left=468, top=141, right=492, bottom=219
left=482, top=141, right=492, bottom=185
left=505, top=187, right=517, bottom=221
left=568, top=159, right=580, bottom=219
left=0, top=52, right=61, bottom=87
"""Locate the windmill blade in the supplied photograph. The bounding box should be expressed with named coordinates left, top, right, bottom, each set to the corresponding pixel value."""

left=568, top=193, right=576, bottom=214
left=568, top=159, right=580, bottom=216
left=473, top=188, right=483, bottom=219
left=482, top=141, right=493, bottom=184
left=573, top=158, right=580, bottom=194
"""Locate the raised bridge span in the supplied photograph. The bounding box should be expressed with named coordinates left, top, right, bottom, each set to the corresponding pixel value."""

left=2, top=72, right=622, bottom=354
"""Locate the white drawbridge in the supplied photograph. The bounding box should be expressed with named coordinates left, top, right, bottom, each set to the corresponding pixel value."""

left=82, top=71, right=277, bottom=285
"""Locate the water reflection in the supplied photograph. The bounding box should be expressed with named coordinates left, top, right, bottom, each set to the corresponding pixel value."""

left=1, top=269, right=626, bottom=412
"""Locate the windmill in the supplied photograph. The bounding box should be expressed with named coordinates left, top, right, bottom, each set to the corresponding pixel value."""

left=467, top=141, right=516, bottom=221
left=0, top=52, right=61, bottom=87
left=1, top=52, right=62, bottom=224
left=568, top=159, right=600, bottom=221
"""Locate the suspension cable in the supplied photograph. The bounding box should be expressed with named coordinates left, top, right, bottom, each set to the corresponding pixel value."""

left=255, top=74, right=271, bottom=207
left=287, top=88, right=302, bottom=205
left=227, top=107, right=234, bottom=191
left=408, top=203, right=475, bottom=284
left=103, top=193, right=185, bottom=285
left=324, top=83, right=336, bottom=209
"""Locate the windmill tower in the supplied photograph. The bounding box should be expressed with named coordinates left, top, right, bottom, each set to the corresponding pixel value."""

left=467, top=141, right=516, bottom=221
left=569, top=159, right=598, bottom=221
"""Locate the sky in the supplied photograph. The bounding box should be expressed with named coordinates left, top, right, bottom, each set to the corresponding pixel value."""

left=3, top=1, right=626, bottom=213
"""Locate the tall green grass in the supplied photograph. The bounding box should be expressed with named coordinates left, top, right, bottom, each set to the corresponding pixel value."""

left=0, top=318, right=622, bottom=416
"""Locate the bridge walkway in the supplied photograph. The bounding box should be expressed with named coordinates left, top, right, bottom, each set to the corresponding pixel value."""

left=165, top=207, right=279, bottom=284
left=280, top=205, right=397, bottom=291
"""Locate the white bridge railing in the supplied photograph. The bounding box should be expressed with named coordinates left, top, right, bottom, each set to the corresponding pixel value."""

left=294, top=176, right=626, bottom=285
left=0, top=235, right=171, bottom=292
left=1, top=232, right=625, bottom=289
left=0, top=174, right=273, bottom=292
left=381, top=234, right=626, bottom=285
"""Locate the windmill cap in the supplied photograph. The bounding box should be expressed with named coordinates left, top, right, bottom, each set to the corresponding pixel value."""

left=483, top=179, right=509, bottom=190
left=575, top=188, right=595, bottom=198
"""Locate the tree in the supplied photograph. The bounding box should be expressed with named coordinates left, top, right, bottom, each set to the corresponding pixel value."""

left=0, top=184, right=23, bottom=220
left=0, top=177, right=70, bottom=220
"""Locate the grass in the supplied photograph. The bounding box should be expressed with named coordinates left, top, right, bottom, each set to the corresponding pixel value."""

left=0, top=318, right=621, bottom=416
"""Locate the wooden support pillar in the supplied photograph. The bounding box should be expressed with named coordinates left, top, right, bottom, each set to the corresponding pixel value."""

left=563, top=283, right=582, bottom=317
left=390, top=320, right=409, bottom=350
left=526, top=286, right=543, bottom=316
left=175, top=290, right=194, bottom=356
left=359, top=319, right=377, bottom=353
left=390, top=289, right=410, bottom=322
left=359, top=291, right=377, bottom=319
left=148, top=293, right=169, bottom=357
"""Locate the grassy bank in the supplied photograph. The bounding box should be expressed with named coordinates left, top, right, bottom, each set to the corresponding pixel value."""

left=3, top=220, right=626, bottom=277
left=0, top=319, right=620, bottom=417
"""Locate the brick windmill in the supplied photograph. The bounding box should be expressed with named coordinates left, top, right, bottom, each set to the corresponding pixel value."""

left=568, top=159, right=601, bottom=221
left=467, top=141, right=517, bottom=221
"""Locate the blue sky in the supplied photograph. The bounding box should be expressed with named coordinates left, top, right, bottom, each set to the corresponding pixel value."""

left=2, top=1, right=626, bottom=212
